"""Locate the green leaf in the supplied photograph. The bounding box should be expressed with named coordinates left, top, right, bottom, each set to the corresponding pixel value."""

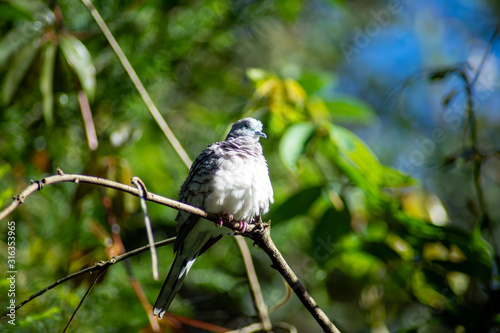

left=1, top=37, right=41, bottom=105
left=311, top=203, right=351, bottom=265
left=270, top=186, right=323, bottom=223
left=297, top=71, right=333, bottom=95
left=40, top=42, right=57, bottom=126
left=246, top=68, right=270, bottom=83
left=280, top=122, right=316, bottom=169
left=60, top=34, right=96, bottom=101
left=326, top=124, right=383, bottom=194
left=324, top=96, right=376, bottom=125
left=379, top=165, right=417, bottom=188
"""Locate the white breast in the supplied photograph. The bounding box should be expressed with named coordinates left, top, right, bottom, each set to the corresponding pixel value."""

left=204, top=153, right=273, bottom=223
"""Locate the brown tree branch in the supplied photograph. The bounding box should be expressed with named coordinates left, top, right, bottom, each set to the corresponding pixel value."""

left=0, top=237, right=175, bottom=322
left=249, top=225, right=341, bottom=333
left=63, top=268, right=105, bottom=332
left=0, top=170, right=340, bottom=332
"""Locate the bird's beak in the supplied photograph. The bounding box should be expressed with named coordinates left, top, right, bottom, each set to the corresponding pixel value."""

left=256, top=130, right=267, bottom=139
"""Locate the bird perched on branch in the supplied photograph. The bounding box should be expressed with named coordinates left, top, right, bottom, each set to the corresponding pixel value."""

left=153, top=118, right=274, bottom=319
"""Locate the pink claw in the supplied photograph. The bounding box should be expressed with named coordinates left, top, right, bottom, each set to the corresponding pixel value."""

left=238, top=220, right=248, bottom=233
left=218, top=211, right=233, bottom=227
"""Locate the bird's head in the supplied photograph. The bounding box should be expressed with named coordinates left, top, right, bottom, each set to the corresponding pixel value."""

left=226, top=118, right=267, bottom=141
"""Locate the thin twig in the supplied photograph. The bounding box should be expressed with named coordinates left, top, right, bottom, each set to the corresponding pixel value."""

left=234, top=236, right=272, bottom=332
left=0, top=237, right=176, bottom=322
left=0, top=171, right=338, bottom=331
left=80, top=0, right=192, bottom=169
left=470, top=22, right=499, bottom=88
left=458, top=29, right=500, bottom=269
left=269, top=282, right=292, bottom=314
left=132, top=176, right=159, bottom=280
left=1, top=170, right=203, bottom=223
left=63, top=268, right=105, bottom=332
left=77, top=90, right=98, bottom=150
left=226, top=322, right=263, bottom=333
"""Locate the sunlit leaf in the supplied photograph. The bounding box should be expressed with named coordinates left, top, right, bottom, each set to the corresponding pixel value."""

left=306, top=96, right=330, bottom=123
left=280, top=122, right=316, bottom=169
left=254, top=76, right=280, bottom=100
left=60, top=34, right=96, bottom=102
left=324, top=96, right=376, bottom=125
left=284, top=78, right=307, bottom=107
left=379, top=165, right=417, bottom=188
left=270, top=186, right=323, bottom=223
left=339, top=250, right=378, bottom=278
left=246, top=68, right=270, bottom=83
left=1, top=37, right=41, bottom=105
left=326, top=124, right=383, bottom=193
left=40, top=42, right=56, bottom=126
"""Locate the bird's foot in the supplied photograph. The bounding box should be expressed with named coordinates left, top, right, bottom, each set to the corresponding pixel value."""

left=218, top=211, right=233, bottom=227
left=237, top=220, right=249, bottom=233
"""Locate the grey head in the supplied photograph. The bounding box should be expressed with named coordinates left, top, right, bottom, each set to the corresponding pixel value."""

left=225, top=118, right=267, bottom=141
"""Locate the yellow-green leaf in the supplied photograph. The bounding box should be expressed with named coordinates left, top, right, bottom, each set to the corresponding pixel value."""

left=284, top=78, right=307, bottom=107
left=246, top=68, right=270, bottom=83
left=379, top=165, right=417, bottom=188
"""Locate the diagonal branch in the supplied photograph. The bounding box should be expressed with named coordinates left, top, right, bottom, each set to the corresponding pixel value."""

left=0, top=170, right=340, bottom=332
left=250, top=226, right=341, bottom=333
left=80, top=0, right=192, bottom=169
left=63, top=268, right=105, bottom=332
left=0, top=237, right=175, bottom=322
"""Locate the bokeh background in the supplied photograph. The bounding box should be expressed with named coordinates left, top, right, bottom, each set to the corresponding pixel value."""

left=1, top=0, right=499, bottom=332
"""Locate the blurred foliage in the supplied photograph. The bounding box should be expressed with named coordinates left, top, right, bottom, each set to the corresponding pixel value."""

left=1, top=0, right=500, bottom=332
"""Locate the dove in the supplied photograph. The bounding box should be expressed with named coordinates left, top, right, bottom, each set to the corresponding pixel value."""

left=153, top=118, right=274, bottom=319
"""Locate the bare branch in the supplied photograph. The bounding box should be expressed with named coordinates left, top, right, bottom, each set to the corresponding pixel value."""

left=249, top=225, right=341, bottom=333
left=0, top=170, right=226, bottom=229
left=0, top=171, right=339, bottom=331
left=132, top=176, right=159, bottom=280
left=63, top=268, right=105, bottom=332
left=0, top=237, right=175, bottom=322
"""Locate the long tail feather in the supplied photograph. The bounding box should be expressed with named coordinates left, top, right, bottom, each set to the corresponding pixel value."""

left=153, top=254, right=196, bottom=319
